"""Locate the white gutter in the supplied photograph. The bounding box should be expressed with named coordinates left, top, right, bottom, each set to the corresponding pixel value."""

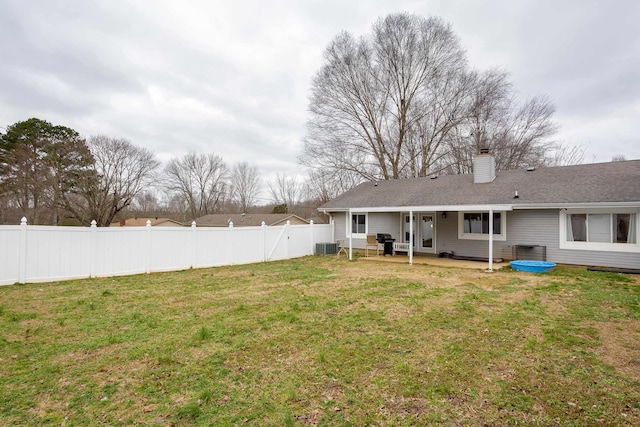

left=348, top=204, right=514, bottom=213
left=512, top=202, right=640, bottom=209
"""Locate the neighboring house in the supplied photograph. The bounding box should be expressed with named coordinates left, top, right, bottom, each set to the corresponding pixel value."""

left=319, top=152, right=640, bottom=270
left=111, top=218, right=185, bottom=227
left=194, top=213, right=310, bottom=227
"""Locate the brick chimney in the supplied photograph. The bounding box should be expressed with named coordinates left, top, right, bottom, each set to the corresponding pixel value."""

left=473, top=148, right=496, bottom=183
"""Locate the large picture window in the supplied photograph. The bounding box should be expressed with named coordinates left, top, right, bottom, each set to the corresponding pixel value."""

left=567, top=213, right=637, bottom=244
left=561, top=210, right=639, bottom=253
left=458, top=211, right=506, bottom=241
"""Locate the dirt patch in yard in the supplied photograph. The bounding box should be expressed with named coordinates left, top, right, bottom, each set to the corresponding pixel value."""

left=594, top=319, right=640, bottom=381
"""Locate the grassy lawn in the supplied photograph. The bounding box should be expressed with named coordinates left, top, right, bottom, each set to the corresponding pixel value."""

left=1, top=256, right=639, bottom=426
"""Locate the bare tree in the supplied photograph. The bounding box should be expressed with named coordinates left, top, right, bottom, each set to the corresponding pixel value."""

left=229, top=162, right=260, bottom=213
left=440, top=69, right=558, bottom=173
left=268, top=173, right=301, bottom=213
left=64, top=136, right=159, bottom=226
left=544, top=142, right=586, bottom=167
left=131, top=189, right=163, bottom=212
left=611, top=154, right=627, bottom=162
left=304, top=168, right=362, bottom=206
left=300, top=14, right=468, bottom=181
left=302, top=13, right=559, bottom=185
left=164, top=153, right=228, bottom=220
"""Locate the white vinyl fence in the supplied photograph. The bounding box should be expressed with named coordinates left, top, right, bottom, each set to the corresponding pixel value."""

left=0, top=218, right=334, bottom=286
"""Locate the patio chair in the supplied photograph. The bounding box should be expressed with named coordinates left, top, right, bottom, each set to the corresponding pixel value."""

left=365, top=234, right=380, bottom=257
left=336, top=238, right=348, bottom=257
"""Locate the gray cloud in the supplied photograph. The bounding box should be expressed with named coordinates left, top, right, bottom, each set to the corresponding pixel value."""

left=1, top=0, right=638, bottom=187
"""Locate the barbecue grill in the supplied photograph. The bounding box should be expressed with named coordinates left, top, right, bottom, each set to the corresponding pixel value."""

left=376, top=233, right=395, bottom=256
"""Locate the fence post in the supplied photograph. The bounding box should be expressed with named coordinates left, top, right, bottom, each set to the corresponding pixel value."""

left=18, top=217, right=27, bottom=283
left=262, top=221, right=267, bottom=262
left=228, top=221, right=234, bottom=265
left=309, top=220, right=315, bottom=255
left=191, top=221, right=197, bottom=269
left=145, top=220, right=151, bottom=274
left=90, top=220, right=97, bottom=278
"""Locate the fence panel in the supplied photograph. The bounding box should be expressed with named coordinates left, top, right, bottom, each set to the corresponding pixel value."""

left=94, top=227, right=147, bottom=277
left=25, top=226, right=92, bottom=282
left=266, top=225, right=289, bottom=261
left=0, top=227, right=21, bottom=285
left=149, top=227, right=193, bottom=272
left=289, top=224, right=312, bottom=258
left=232, top=226, right=265, bottom=264
left=192, top=227, right=229, bottom=268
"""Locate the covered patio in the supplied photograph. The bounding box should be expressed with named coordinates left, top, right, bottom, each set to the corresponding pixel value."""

left=342, top=204, right=512, bottom=272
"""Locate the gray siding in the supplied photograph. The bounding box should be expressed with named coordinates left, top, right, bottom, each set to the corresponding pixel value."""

left=368, top=212, right=401, bottom=240
left=333, top=212, right=347, bottom=242
left=332, top=212, right=398, bottom=249
left=435, top=213, right=513, bottom=258
left=439, top=209, right=639, bottom=269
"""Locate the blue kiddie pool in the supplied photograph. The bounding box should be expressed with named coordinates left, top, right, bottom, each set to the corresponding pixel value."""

left=510, top=260, right=556, bottom=273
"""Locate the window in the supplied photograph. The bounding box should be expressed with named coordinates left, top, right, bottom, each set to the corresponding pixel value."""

left=566, top=213, right=637, bottom=244
left=351, top=214, right=366, bottom=235
left=463, top=212, right=501, bottom=235
left=458, top=211, right=506, bottom=241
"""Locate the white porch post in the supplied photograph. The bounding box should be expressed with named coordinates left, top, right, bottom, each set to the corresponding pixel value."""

left=348, top=209, right=353, bottom=260
left=488, top=209, right=494, bottom=272
left=409, top=210, right=414, bottom=265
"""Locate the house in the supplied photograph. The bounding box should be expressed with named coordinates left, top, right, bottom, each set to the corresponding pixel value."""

left=194, top=213, right=310, bottom=227
left=319, top=152, right=640, bottom=270
left=111, top=217, right=185, bottom=227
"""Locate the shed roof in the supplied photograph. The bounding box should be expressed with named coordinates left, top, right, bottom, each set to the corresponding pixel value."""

left=320, top=159, right=640, bottom=211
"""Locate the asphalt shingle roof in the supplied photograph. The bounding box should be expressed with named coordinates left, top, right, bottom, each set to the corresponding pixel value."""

left=194, top=214, right=309, bottom=227
left=320, top=159, right=640, bottom=210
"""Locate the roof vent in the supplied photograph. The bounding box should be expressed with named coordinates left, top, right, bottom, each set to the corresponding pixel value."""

left=430, top=175, right=438, bottom=179
left=526, top=167, right=536, bottom=172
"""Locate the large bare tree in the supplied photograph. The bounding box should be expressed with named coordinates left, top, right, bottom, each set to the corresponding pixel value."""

left=302, top=13, right=559, bottom=187
left=229, top=162, right=260, bottom=213
left=300, top=14, right=468, bottom=181
left=64, top=135, right=159, bottom=226
left=164, top=153, right=228, bottom=220
left=443, top=69, right=558, bottom=173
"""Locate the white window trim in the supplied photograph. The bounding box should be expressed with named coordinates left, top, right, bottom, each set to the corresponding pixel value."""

left=458, top=211, right=507, bottom=241
left=350, top=213, right=368, bottom=239
left=559, top=208, right=640, bottom=253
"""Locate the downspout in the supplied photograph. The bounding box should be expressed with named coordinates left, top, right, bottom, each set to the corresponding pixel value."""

left=409, top=210, right=414, bottom=265
left=488, top=209, right=494, bottom=272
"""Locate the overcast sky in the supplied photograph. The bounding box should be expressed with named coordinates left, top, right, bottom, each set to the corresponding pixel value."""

left=1, top=0, right=638, bottom=191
